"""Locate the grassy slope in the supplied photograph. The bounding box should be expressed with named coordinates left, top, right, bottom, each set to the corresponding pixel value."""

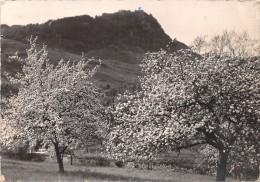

left=1, top=157, right=238, bottom=182
left=1, top=38, right=143, bottom=97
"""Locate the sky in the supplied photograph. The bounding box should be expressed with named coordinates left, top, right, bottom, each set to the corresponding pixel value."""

left=0, top=0, right=259, bottom=45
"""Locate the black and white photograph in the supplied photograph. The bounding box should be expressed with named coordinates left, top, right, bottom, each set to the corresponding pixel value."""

left=0, top=0, right=259, bottom=181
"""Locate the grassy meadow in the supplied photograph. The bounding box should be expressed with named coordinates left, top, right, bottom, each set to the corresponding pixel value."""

left=1, top=157, right=239, bottom=182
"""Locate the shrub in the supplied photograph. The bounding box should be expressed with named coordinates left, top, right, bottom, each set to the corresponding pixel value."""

left=115, top=160, right=124, bottom=168
left=95, top=156, right=110, bottom=166
left=23, top=153, right=47, bottom=162
left=1, top=142, right=29, bottom=160
left=78, top=155, right=110, bottom=166
left=126, top=162, right=139, bottom=168
left=228, top=149, right=259, bottom=181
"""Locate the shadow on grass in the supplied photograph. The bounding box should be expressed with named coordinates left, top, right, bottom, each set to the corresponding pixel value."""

left=64, top=169, right=172, bottom=182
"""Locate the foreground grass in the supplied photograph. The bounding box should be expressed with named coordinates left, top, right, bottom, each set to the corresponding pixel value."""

left=1, top=157, right=238, bottom=182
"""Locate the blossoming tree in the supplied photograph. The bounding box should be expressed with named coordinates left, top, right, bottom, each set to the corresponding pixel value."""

left=108, top=47, right=259, bottom=181
left=1, top=38, right=105, bottom=173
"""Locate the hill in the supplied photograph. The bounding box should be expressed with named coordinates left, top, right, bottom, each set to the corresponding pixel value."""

left=1, top=10, right=189, bottom=104
left=1, top=38, right=143, bottom=103
left=1, top=10, right=188, bottom=54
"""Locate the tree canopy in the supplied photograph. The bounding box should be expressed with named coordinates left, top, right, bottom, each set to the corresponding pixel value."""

left=107, top=38, right=259, bottom=181
left=1, top=38, right=105, bottom=173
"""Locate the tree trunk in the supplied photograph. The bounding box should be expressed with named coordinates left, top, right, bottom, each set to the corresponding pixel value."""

left=216, top=149, right=229, bottom=182
left=70, top=155, right=73, bottom=165
left=54, top=143, right=65, bottom=173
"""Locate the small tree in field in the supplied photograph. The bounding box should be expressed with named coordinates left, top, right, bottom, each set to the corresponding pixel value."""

left=1, top=38, right=104, bottom=173
left=107, top=36, right=259, bottom=180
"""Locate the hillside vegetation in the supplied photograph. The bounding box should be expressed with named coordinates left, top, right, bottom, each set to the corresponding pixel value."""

left=1, top=38, right=143, bottom=100
left=2, top=10, right=187, bottom=54
left=1, top=10, right=188, bottom=100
